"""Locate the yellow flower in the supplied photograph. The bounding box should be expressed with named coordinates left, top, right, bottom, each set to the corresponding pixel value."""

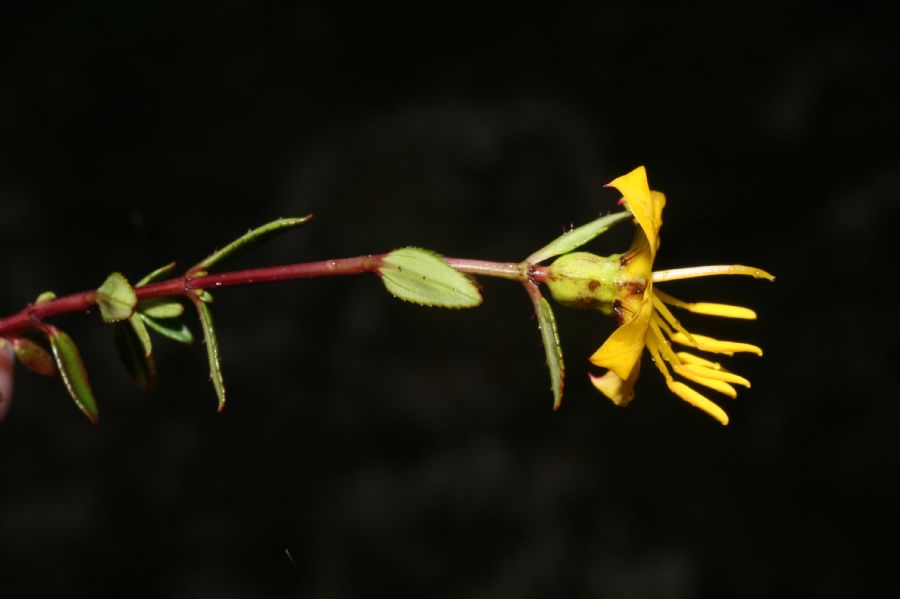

left=588, top=166, right=774, bottom=425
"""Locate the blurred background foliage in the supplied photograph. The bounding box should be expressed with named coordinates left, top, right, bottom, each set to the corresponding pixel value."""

left=1, top=3, right=897, bottom=597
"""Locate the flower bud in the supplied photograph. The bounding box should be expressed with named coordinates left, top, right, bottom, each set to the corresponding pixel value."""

left=545, top=252, right=623, bottom=314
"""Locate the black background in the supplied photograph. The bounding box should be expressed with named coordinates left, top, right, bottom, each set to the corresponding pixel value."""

left=1, top=3, right=897, bottom=597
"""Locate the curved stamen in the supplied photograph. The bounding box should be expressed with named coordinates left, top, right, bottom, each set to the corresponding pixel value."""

left=669, top=332, right=763, bottom=356
left=668, top=381, right=729, bottom=425
left=652, top=265, right=775, bottom=283
left=654, top=289, right=757, bottom=320
left=675, top=351, right=724, bottom=369
left=672, top=364, right=738, bottom=398
left=651, top=294, right=696, bottom=344
left=647, top=330, right=729, bottom=425
left=649, top=318, right=682, bottom=367
left=645, top=329, right=675, bottom=383
left=678, top=363, right=750, bottom=388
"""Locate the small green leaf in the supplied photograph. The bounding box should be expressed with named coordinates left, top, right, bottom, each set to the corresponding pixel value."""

left=129, top=315, right=153, bottom=357
left=138, top=298, right=185, bottom=319
left=529, top=288, right=565, bottom=410
left=112, top=315, right=156, bottom=391
left=96, top=272, right=137, bottom=323
left=141, top=314, right=194, bottom=344
left=136, top=261, right=177, bottom=286
left=195, top=290, right=214, bottom=304
left=190, top=216, right=313, bottom=274
left=45, top=327, right=99, bottom=423
left=191, top=298, right=226, bottom=411
left=11, top=336, right=57, bottom=377
left=35, top=291, right=57, bottom=305
left=377, top=247, right=482, bottom=308
left=526, top=211, right=632, bottom=265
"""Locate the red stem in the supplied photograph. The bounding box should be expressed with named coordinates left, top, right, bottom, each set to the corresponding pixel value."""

left=139, top=256, right=383, bottom=299
left=0, top=255, right=549, bottom=337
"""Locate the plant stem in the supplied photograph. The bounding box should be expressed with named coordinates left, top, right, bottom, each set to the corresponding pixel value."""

left=444, top=258, right=529, bottom=281
left=139, top=256, right=384, bottom=300
left=0, top=255, right=549, bottom=337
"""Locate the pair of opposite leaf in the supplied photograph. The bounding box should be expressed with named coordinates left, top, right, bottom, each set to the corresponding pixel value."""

left=96, top=217, right=320, bottom=420
left=2, top=217, right=315, bottom=422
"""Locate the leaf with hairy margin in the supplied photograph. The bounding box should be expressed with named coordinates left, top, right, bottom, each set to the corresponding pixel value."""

left=377, top=247, right=481, bottom=308
left=46, top=327, right=99, bottom=423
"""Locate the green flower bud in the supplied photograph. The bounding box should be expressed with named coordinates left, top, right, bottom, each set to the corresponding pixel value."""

left=545, top=252, right=623, bottom=314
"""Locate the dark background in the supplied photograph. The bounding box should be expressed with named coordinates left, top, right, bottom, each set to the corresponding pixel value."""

left=1, top=3, right=897, bottom=597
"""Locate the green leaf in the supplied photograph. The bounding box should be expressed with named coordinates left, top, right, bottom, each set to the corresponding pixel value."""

left=35, top=291, right=57, bottom=305
left=136, top=261, right=177, bottom=286
left=138, top=298, right=185, bottom=319
left=526, top=211, right=632, bottom=265
left=112, top=315, right=156, bottom=391
left=96, top=272, right=137, bottom=323
left=45, top=327, right=99, bottom=423
left=195, top=290, right=214, bottom=304
left=190, top=216, right=313, bottom=274
left=530, top=290, right=565, bottom=410
left=11, top=336, right=57, bottom=377
left=377, top=247, right=482, bottom=308
left=191, top=298, right=226, bottom=411
left=141, top=314, right=194, bottom=344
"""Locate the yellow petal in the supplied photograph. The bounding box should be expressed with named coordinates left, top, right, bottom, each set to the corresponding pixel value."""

left=650, top=191, right=665, bottom=233
left=669, top=332, right=763, bottom=356
left=667, top=381, right=729, bottom=425
left=589, top=360, right=640, bottom=407
left=606, top=167, right=664, bottom=254
left=621, top=227, right=654, bottom=280
left=588, top=294, right=653, bottom=380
